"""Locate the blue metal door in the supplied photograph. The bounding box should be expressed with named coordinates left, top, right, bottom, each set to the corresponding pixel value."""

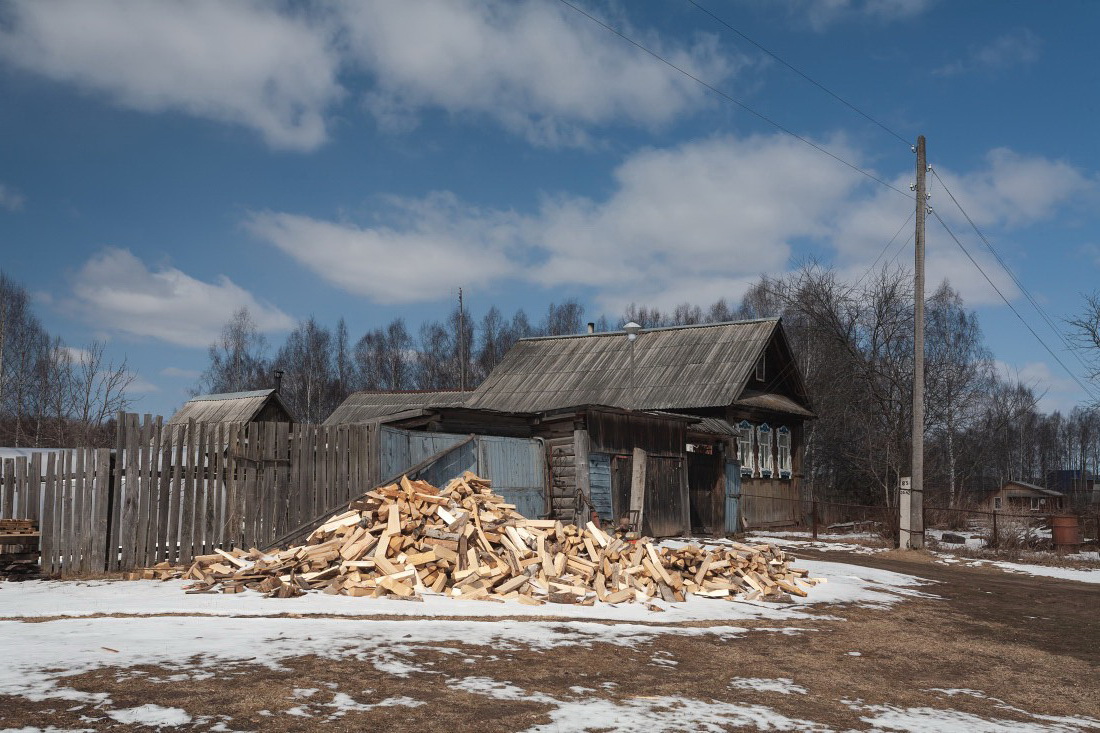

left=724, top=460, right=742, bottom=535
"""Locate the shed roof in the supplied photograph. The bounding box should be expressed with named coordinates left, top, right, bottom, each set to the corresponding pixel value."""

left=466, top=318, right=810, bottom=414
left=323, top=390, right=473, bottom=426
left=166, top=389, right=289, bottom=425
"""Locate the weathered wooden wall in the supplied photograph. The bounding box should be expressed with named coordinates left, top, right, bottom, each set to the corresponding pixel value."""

left=741, top=478, right=801, bottom=527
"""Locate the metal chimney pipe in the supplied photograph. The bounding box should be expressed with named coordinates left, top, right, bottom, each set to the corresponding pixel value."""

left=587, top=322, right=595, bottom=334
left=273, top=369, right=284, bottom=393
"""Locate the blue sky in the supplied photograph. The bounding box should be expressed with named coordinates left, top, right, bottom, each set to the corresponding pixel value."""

left=1, top=0, right=1098, bottom=418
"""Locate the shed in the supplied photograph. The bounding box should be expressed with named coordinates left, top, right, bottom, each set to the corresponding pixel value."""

left=166, top=389, right=294, bottom=429
left=323, top=390, right=472, bottom=427
left=981, top=481, right=1065, bottom=513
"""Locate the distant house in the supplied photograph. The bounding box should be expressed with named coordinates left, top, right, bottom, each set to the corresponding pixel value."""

left=981, top=481, right=1065, bottom=513
left=166, top=389, right=294, bottom=433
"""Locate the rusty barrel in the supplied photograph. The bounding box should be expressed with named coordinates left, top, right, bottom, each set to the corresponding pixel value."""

left=1051, top=514, right=1082, bottom=551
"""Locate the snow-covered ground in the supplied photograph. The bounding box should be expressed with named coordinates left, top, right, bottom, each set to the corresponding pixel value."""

left=0, top=557, right=932, bottom=624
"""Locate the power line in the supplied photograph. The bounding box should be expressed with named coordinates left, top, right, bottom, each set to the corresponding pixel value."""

left=853, top=210, right=915, bottom=289
left=929, top=208, right=1098, bottom=400
left=684, top=0, right=911, bottom=147
left=555, top=0, right=913, bottom=200
left=929, top=168, right=1094, bottom=376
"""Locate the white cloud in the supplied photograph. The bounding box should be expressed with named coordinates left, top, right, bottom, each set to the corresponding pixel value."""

left=995, top=360, right=1088, bottom=413
left=127, top=377, right=161, bottom=395
left=245, top=196, right=519, bottom=304
left=781, top=0, right=936, bottom=32
left=160, top=367, right=201, bottom=379
left=934, top=29, right=1042, bottom=77
left=0, top=0, right=342, bottom=150
left=65, top=248, right=293, bottom=348
left=339, top=1, right=736, bottom=146
left=0, top=182, right=26, bottom=211
left=0, top=0, right=738, bottom=150
left=249, top=135, right=1093, bottom=312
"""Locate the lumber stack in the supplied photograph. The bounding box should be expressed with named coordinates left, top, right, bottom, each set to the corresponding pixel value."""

left=137, top=473, right=824, bottom=605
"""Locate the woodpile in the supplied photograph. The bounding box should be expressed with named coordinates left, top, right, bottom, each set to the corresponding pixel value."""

left=0, top=519, right=44, bottom=581
left=137, top=473, right=824, bottom=605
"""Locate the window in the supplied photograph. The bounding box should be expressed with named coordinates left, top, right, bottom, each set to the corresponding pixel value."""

left=755, top=353, right=766, bottom=382
left=993, top=497, right=1002, bottom=510
left=737, top=420, right=754, bottom=477
left=777, top=426, right=792, bottom=479
left=1030, top=497, right=1042, bottom=511
left=757, top=423, right=773, bottom=478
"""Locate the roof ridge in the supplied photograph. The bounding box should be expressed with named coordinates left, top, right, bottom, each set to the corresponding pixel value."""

left=517, top=317, right=780, bottom=342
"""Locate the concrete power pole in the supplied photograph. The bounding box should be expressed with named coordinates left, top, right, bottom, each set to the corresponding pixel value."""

left=902, top=136, right=927, bottom=550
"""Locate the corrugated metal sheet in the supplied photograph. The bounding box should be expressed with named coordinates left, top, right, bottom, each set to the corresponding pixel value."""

left=466, top=319, right=782, bottom=413
left=324, top=390, right=472, bottom=425
left=478, top=436, right=546, bottom=519
left=379, top=426, right=547, bottom=518
left=166, top=389, right=290, bottom=426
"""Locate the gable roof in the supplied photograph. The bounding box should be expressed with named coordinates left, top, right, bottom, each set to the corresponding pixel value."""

left=1000, top=480, right=1065, bottom=498
left=166, top=389, right=290, bottom=425
left=323, top=390, right=473, bottom=426
left=466, top=318, right=810, bottom=414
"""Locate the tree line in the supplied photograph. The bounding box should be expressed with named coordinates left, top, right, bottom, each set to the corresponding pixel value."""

left=0, top=272, right=134, bottom=448
left=4, top=260, right=1099, bottom=511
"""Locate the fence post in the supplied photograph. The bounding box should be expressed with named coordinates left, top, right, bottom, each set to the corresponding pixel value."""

left=811, top=499, right=818, bottom=540
left=991, top=510, right=998, bottom=548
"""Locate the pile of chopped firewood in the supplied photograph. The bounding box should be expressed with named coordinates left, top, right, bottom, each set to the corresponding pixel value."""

left=136, top=473, right=824, bottom=605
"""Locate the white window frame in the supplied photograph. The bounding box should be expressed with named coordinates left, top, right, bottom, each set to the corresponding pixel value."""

left=755, top=354, right=766, bottom=382
left=993, top=497, right=1002, bottom=510
left=1030, top=497, right=1041, bottom=511
left=737, top=420, right=755, bottom=477
left=777, top=426, right=792, bottom=479
left=757, top=423, right=773, bottom=478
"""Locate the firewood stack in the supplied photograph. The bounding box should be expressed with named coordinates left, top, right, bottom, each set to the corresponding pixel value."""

left=137, top=472, right=824, bottom=605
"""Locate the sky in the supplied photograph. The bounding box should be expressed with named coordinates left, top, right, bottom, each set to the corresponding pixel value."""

left=1, top=0, right=1098, bottom=418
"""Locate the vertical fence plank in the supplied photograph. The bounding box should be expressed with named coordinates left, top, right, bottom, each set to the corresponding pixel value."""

left=142, top=417, right=161, bottom=568
left=167, top=426, right=184, bottom=564
left=224, top=423, right=240, bottom=549
left=28, top=453, right=42, bottom=523
left=120, top=414, right=139, bottom=571
left=14, top=457, right=28, bottom=519
left=72, top=448, right=87, bottom=572
left=107, top=416, right=125, bottom=572
left=155, top=430, right=171, bottom=564
left=81, top=448, right=96, bottom=573
left=261, top=421, right=276, bottom=547
left=0, top=458, right=11, bottom=518
left=136, top=415, right=155, bottom=568
left=204, top=423, right=217, bottom=554
left=318, top=427, right=329, bottom=518
left=60, top=451, right=73, bottom=574
left=336, top=426, right=348, bottom=506
left=40, top=453, right=56, bottom=574
left=274, top=421, right=288, bottom=540
left=179, top=419, right=196, bottom=566
left=249, top=423, right=262, bottom=547
left=92, top=449, right=110, bottom=572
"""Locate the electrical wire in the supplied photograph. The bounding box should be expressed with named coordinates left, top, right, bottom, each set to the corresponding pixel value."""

left=930, top=168, right=1094, bottom=376
left=684, top=0, right=912, bottom=147
left=929, top=208, right=1098, bottom=400
left=853, top=210, right=915, bottom=289
left=555, top=0, right=913, bottom=200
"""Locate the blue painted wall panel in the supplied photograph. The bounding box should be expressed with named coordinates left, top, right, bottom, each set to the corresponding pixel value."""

left=588, top=453, right=614, bottom=520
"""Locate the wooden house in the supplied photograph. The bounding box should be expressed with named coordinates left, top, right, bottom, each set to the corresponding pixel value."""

left=981, top=481, right=1065, bottom=513
left=326, top=319, right=813, bottom=536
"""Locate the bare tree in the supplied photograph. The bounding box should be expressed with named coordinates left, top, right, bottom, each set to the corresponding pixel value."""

left=70, top=341, right=136, bottom=446
left=197, top=307, right=270, bottom=395
left=275, top=317, right=338, bottom=424
left=355, top=319, right=414, bottom=391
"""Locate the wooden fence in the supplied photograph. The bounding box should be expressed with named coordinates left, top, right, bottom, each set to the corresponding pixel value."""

left=0, top=414, right=376, bottom=575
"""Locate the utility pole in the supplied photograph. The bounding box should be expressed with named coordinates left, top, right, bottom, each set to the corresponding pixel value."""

left=458, top=287, right=466, bottom=391
left=902, top=135, right=927, bottom=550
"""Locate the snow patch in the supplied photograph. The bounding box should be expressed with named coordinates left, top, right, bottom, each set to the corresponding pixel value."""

left=729, top=677, right=808, bottom=695
left=107, top=704, right=191, bottom=727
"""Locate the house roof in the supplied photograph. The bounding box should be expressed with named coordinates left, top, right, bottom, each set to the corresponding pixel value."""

left=323, top=390, right=473, bottom=426
left=1001, top=480, right=1065, bottom=498
left=465, top=318, right=811, bottom=414
left=166, top=389, right=290, bottom=425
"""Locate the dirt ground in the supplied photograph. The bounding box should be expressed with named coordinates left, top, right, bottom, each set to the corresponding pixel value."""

left=1, top=549, right=1097, bottom=732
